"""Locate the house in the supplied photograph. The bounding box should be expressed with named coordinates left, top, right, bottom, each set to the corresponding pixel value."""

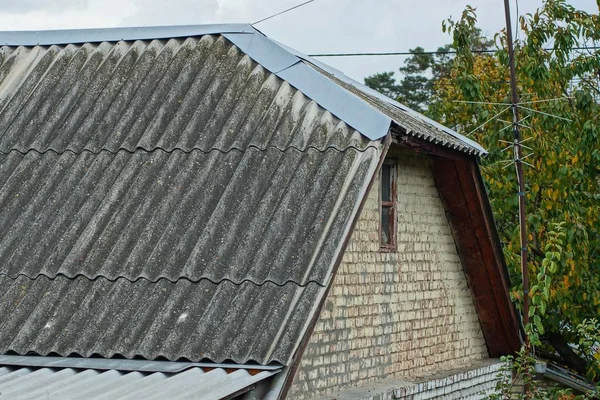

left=0, top=25, right=521, bottom=399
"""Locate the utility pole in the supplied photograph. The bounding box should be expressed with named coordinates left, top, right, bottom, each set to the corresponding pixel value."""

left=503, top=0, right=530, bottom=346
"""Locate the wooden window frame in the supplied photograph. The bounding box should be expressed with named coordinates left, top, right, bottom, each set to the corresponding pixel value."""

left=379, top=159, right=397, bottom=252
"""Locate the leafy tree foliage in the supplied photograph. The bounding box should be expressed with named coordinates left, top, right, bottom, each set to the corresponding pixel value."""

left=364, top=33, right=491, bottom=113
left=367, top=0, right=600, bottom=381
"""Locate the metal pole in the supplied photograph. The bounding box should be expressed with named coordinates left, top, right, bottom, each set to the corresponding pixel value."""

left=503, top=0, right=530, bottom=345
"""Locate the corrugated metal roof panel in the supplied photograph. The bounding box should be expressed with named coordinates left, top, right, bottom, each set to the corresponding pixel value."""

left=0, top=355, right=282, bottom=372
left=0, top=147, right=377, bottom=285
left=0, top=365, right=279, bottom=400
left=0, top=275, right=322, bottom=365
left=0, top=36, right=374, bottom=153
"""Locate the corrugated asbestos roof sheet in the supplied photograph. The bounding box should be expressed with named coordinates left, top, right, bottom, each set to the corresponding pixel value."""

left=0, top=30, right=381, bottom=366
left=0, top=355, right=282, bottom=372
left=0, top=36, right=372, bottom=153
left=0, top=364, right=279, bottom=400
left=308, top=63, right=483, bottom=154
left=0, top=25, right=488, bottom=373
left=0, top=276, right=321, bottom=364
left=0, top=148, right=375, bottom=284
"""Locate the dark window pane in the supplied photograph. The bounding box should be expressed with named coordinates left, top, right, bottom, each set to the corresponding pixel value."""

left=382, top=164, right=391, bottom=201
left=381, top=206, right=391, bottom=244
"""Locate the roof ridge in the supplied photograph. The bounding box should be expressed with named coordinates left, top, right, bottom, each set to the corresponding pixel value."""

left=0, top=24, right=256, bottom=46
left=1, top=24, right=485, bottom=155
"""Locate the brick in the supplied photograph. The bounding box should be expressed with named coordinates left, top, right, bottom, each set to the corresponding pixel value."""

left=289, top=149, right=488, bottom=400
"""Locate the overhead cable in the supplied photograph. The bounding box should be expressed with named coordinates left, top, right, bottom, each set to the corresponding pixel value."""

left=253, top=0, right=315, bottom=25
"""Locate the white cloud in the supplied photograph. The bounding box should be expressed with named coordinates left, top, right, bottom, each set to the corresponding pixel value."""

left=120, top=0, right=220, bottom=26
left=0, top=0, right=597, bottom=81
left=0, top=0, right=136, bottom=30
left=0, top=0, right=91, bottom=13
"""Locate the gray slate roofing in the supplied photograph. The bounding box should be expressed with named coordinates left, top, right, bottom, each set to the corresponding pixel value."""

left=0, top=363, right=279, bottom=400
left=0, top=24, right=484, bottom=367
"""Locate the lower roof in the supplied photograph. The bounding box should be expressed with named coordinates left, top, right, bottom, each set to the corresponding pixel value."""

left=0, top=356, right=280, bottom=400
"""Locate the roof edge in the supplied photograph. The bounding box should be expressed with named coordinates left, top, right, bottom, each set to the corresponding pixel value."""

left=0, top=355, right=282, bottom=372
left=0, top=23, right=255, bottom=46
left=266, top=37, right=487, bottom=156
left=279, top=134, right=393, bottom=399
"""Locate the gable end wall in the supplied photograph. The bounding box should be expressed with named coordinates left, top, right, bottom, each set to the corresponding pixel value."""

left=289, top=148, right=488, bottom=399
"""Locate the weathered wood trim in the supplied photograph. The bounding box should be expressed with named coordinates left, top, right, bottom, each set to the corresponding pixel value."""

left=429, top=155, right=521, bottom=356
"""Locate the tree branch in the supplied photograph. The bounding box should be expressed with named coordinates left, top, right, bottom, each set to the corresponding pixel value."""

left=546, top=331, right=589, bottom=376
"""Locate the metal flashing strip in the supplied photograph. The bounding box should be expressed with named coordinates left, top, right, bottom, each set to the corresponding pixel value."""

left=223, top=32, right=300, bottom=74
left=0, top=355, right=282, bottom=373
left=542, top=363, right=598, bottom=396
left=277, top=62, right=391, bottom=141
left=0, top=24, right=255, bottom=45
left=225, top=32, right=392, bottom=141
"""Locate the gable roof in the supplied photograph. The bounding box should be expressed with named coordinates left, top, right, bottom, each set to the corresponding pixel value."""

left=0, top=30, right=381, bottom=366
left=0, top=24, right=510, bottom=379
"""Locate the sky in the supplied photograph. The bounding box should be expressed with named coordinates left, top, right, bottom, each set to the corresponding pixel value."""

left=0, top=0, right=597, bottom=82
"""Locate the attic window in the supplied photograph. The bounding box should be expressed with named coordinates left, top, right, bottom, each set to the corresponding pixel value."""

left=380, top=160, right=397, bottom=251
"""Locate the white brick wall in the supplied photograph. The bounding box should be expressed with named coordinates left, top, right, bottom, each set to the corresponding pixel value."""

left=289, top=148, right=489, bottom=399
left=307, top=361, right=507, bottom=400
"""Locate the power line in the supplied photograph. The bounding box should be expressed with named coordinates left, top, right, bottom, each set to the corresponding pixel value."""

left=309, top=49, right=494, bottom=57
left=307, top=46, right=600, bottom=57
left=253, top=0, right=315, bottom=25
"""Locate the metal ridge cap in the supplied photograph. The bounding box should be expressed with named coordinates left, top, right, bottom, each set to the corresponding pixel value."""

left=263, top=36, right=348, bottom=79
left=0, top=23, right=256, bottom=46
left=224, top=32, right=392, bottom=141
left=0, top=355, right=282, bottom=372
left=285, top=52, right=486, bottom=155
